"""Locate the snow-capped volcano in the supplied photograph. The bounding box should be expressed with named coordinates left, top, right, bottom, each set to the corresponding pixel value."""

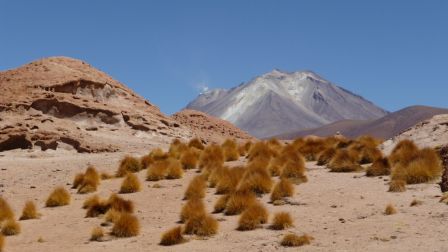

left=186, top=69, right=388, bottom=138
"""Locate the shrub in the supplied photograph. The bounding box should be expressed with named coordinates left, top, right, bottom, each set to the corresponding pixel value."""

left=384, top=204, right=397, bottom=215
left=169, top=140, right=189, bottom=159
left=281, top=233, right=313, bottom=247
left=19, top=200, right=39, bottom=220
left=389, top=139, right=419, bottom=166
left=180, top=198, right=206, bottom=223
left=147, top=159, right=169, bottom=181
left=224, top=190, right=256, bottom=215
left=222, top=139, right=240, bottom=161
left=85, top=198, right=110, bottom=218
left=216, top=166, right=245, bottom=194
left=391, top=148, right=442, bottom=184
left=298, top=137, right=326, bottom=161
left=108, top=194, right=134, bottom=213
left=366, top=157, right=391, bottom=177
left=90, top=226, right=104, bottom=241
left=184, top=214, right=218, bottom=236
left=247, top=142, right=275, bottom=161
left=388, top=179, right=406, bottom=192
left=1, top=219, right=21, bottom=236
left=237, top=202, right=268, bottom=231
left=270, top=178, right=294, bottom=202
left=237, top=161, right=273, bottom=194
left=328, top=149, right=362, bottom=172
left=160, top=226, right=186, bottom=246
left=316, top=148, right=336, bottom=166
left=270, top=212, right=293, bottom=230
left=199, top=144, right=224, bottom=170
left=358, top=146, right=383, bottom=164
left=280, top=159, right=308, bottom=184
left=72, top=173, right=85, bottom=189
left=111, top=213, right=140, bottom=237
left=0, top=197, right=14, bottom=222
left=188, top=138, right=205, bottom=150
left=180, top=148, right=199, bottom=169
left=165, top=158, right=184, bottom=179
left=183, top=175, right=206, bottom=200
left=46, top=187, right=70, bottom=207
left=119, top=173, right=141, bottom=194
left=213, top=194, right=230, bottom=213
left=78, top=167, right=100, bottom=194
left=116, top=156, right=142, bottom=177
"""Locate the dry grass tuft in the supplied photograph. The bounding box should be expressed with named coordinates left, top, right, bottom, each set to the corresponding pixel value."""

left=119, top=172, right=141, bottom=194
left=83, top=195, right=100, bottom=209
left=0, top=197, right=14, bottom=222
left=391, top=147, right=442, bottom=184
left=213, top=194, right=230, bottom=213
left=389, top=139, right=419, bottom=166
left=180, top=148, right=199, bottom=170
left=388, top=179, right=406, bottom=192
left=116, top=156, right=142, bottom=177
left=224, top=190, right=257, bottom=215
left=0, top=234, right=4, bottom=252
left=100, top=172, right=113, bottom=180
left=247, top=142, right=275, bottom=162
left=237, top=202, right=268, bottom=231
left=384, top=204, right=397, bottom=215
left=199, top=144, right=224, bottom=170
left=366, top=157, right=391, bottom=177
left=180, top=198, right=206, bottom=223
left=189, top=138, right=205, bottom=150
left=328, top=149, right=362, bottom=172
left=108, top=194, right=134, bottom=213
left=90, top=226, right=104, bottom=241
left=222, top=139, right=240, bottom=161
left=280, top=158, right=308, bottom=184
left=105, top=209, right=122, bottom=223
left=147, top=159, right=169, bottom=181
left=238, top=141, right=252, bottom=157
left=165, top=158, right=184, bottom=179
left=46, top=187, right=70, bottom=207
left=85, top=198, right=110, bottom=218
left=410, top=199, right=423, bottom=207
left=237, top=164, right=273, bottom=194
left=72, top=173, right=85, bottom=189
left=358, top=146, right=383, bottom=164
left=169, top=140, right=189, bottom=159
left=316, top=148, right=337, bottom=166
left=184, top=214, right=218, bottom=236
left=19, top=201, right=39, bottom=220
left=270, top=178, right=294, bottom=202
left=281, top=233, right=314, bottom=247
left=78, top=166, right=101, bottom=194
left=216, top=166, right=245, bottom=194
left=298, top=137, right=325, bottom=161
left=111, top=213, right=140, bottom=237
left=183, top=175, right=207, bottom=200
left=1, top=219, right=21, bottom=236
left=160, top=226, right=186, bottom=246
left=270, top=212, right=293, bottom=230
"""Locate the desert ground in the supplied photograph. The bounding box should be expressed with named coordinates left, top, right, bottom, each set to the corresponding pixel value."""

left=1, top=141, right=447, bottom=252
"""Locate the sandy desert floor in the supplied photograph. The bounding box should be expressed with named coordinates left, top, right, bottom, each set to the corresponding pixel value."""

left=1, top=147, right=448, bottom=252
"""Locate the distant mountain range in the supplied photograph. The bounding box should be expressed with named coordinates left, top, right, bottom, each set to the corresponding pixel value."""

left=273, top=105, right=448, bottom=140
left=186, top=69, right=388, bottom=138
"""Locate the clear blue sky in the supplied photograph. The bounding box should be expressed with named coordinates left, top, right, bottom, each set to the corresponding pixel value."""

left=1, top=0, right=447, bottom=114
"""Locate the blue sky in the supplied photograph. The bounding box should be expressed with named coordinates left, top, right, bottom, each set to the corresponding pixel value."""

left=1, top=0, right=447, bottom=114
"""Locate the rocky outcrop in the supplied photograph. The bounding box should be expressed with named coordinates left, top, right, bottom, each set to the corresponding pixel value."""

left=0, top=57, right=192, bottom=152
left=172, top=109, right=254, bottom=144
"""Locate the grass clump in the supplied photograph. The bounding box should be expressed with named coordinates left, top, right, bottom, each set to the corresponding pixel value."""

left=389, top=139, right=419, bottom=166
left=213, top=194, right=230, bottom=213
left=281, top=233, right=313, bottom=247
left=328, top=149, right=362, bottom=172
left=116, top=156, right=142, bottom=177
left=180, top=198, right=206, bottom=223
left=72, top=173, right=85, bottom=189
left=280, top=158, right=308, bottom=184
left=1, top=219, right=21, bottom=236
left=0, top=234, right=4, bottom=252
left=19, top=200, right=40, bottom=220
left=224, top=190, right=257, bottom=215
left=216, top=166, right=245, bottom=194
left=78, top=166, right=101, bottom=194
left=180, top=148, right=199, bottom=170
left=189, top=138, right=205, bottom=150
left=165, top=158, right=184, bottom=179
left=316, top=148, right=337, bottom=166
left=366, top=157, right=391, bottom=177
left=270, top=178, right=294, bottom=202
left=160, top=226, right=186, bottom=246
left=105, top=209, right=122, bottom=223
left=111, top=213, right=140, bottom=237
left=147, top=159, right=169, bottom=181
left=0, top=197, right=14, bottom=222
left=384, top=204, right=397, bottom=215
left=119, top=172, right=141, bottom=194
left=388, top=179, right=406, bottom=192
left=237, top=162, right=273, bottom=194
left=222, top=139, right=239, bottom=161
left=237, top=202, right=268, bottom=231
left=198, top=144, right=224, bottom=170
left=108, top=194, right=134, bottom=213
left=183, top=175, right=206, bottom=200
left=184, top=214, right=218, bottom=236
left=270, top=212, right=293, bottom=230
left=90, top=226, right=104, bottom=241
left=46, top=186, right=70, bottom=207
left=391, top=147, right=442, bottom=184
left=410, top=199, right=423, bottom=207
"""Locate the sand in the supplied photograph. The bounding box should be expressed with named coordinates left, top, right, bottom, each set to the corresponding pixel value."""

left=1, top=147, right=447, bottom=252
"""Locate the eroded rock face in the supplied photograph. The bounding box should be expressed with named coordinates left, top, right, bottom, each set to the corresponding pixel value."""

left=172, top=109, right=254, bottom=144
left=0, top=57, right=191, bottom=152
